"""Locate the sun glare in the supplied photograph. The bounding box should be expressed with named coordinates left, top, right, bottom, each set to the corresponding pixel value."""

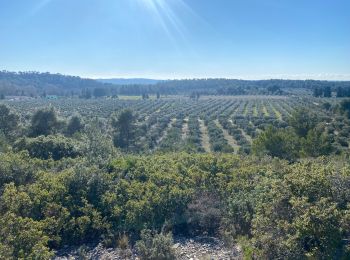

left=137, top=0, right=191, bottom=43
left=31, top=0, right=52, bottom=15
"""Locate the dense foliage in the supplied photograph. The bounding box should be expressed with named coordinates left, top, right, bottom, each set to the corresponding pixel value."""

left=0, top=104, right=19, bottom=138
left=252, top=108, right=333, bottom=160
left=0, top=153, right=349, bottom=258
left=0, top=96, right=350, bottom=259
left=14, top=135, right=82, bottom=160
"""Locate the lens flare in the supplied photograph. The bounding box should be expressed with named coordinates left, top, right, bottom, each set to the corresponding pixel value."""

left=30, top=0, right=52, bottom=15
left=137, top=0, right=196, bottom=43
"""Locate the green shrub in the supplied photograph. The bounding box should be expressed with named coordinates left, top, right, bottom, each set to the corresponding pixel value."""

left=184, top=191, right=223, bottom=236
left=14, top=135, right=81, bottom=160
left=66, top=115, right=84, bottom=136
left=135, top=229, right=176, bottom=260
left=29, top=108, right=62, bottom=137
left=0, top=212, right=53, bottom=259
left=252, top=126, right=300, bottom=160
left=0, top=151, right=42, bottom=189
left=0, top=104, right=19, bottom=137
left=0, top=153, right=349, bottom=259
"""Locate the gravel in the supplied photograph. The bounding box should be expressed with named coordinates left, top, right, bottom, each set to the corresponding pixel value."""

left=54, top=236, right=242, bottom=260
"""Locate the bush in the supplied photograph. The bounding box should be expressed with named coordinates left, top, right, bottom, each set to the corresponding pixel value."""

left=288, top=108, right=318, bottom=137
left=0, top=153, right=349, bottom=259
left=301, top=128, right=333, bottom=157
left=0, top=151, right=42, bottom=189
left=184, top=191, right=222, bottom=236
left=135, top=229, right=176, bottom=260
left=250, top=163, right=346, bottom=259
left=29, top=108, right=62, bottom=137
left=0, top=212, right=53, bottom=259
left=0, top=132, right=9, bottom=153
left=66, top=115, right=84, bottom=136
left=14, top=135, right=81, bottom=160
left=252, top=126, right=300, bottom=161
left=0, top=105, right=19, bottom=137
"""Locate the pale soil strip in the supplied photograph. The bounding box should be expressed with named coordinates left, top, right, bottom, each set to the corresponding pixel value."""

left=241, top=128, right=253, bottom=144
left=199, top=119, right=211, bottom=153
left=157, top=118, right=176, bottom=144
left=229, top=101, right=241, bottom=117
left=215, top=120, right=239, bottom=154
left=181, top=117, right=189, bottom=140
left=253, top=104, right=258, bottom=116
left=229, top=119, right=253, bottom=144
left=243, top=102, right=249, bottom=116
left=262, top=104, right=269, bottom=117
left=270, top=104, right=283, bottom=120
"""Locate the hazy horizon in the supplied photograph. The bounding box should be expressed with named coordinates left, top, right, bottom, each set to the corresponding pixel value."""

left=3, top=69, right=350, bottom=81
left=92, top=73, right=350, bottom=81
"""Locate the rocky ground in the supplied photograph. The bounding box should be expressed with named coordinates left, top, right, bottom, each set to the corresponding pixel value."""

left=172, top=236, right=242, bottom=260
left=54, top=236, right=242, bottom=260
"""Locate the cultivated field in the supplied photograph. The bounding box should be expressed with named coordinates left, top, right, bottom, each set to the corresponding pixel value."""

left=4, top=95, right=347, bottom=154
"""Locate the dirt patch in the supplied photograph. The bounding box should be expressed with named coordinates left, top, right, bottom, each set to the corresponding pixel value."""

left=199, top=119, right=211, bottom=153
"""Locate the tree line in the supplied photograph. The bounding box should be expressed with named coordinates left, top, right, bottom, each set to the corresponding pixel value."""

left=3, top=71, right=350, bottom=97
left=313, top=86, right=350, bottom=98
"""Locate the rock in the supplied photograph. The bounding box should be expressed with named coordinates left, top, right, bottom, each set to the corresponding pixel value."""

left=54, top=236, right=242, bottom=260
left=173, top=243, right=180, bottom=249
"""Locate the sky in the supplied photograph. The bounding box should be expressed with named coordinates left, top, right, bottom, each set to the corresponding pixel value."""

left=0, top=0, right=349, bottom=80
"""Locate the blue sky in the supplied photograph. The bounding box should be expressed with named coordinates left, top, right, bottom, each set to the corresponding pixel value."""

left=0, top=0, right=349, bottom=80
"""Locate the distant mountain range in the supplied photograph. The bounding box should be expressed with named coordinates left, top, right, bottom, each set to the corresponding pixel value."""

left=97, top=78, right=162, bottom=85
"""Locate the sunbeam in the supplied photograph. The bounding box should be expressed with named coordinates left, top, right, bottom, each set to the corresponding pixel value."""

left=137, top=0, right=195, bottom=43
left=30, top=0, right=53, bottom=16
